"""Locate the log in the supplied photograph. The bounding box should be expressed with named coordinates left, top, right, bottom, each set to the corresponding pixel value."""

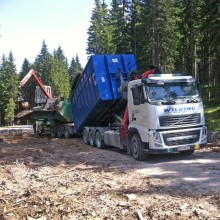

left=211, top=147, right=220, bottom=152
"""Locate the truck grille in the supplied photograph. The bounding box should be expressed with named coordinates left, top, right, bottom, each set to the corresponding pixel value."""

left=159, top=113, right=201, bottom=127
left=162, top=130, right=200, bottom=146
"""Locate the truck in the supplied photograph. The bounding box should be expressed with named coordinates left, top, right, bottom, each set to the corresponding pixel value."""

left=17, top=54, right=207, bottom=161
left=17, top=69, right=74, bottom=138
left=70, top=54, right=207, bottom=160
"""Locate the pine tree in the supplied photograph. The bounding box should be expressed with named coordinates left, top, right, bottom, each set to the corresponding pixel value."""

left=0, top=52, right=19, bottom=125
left=69, top=54, right=83, bottom=84
left=87, top=0, right=114, bottom=54
left=130, top=0, right=142, bottom=59
left=176, top=0, right=203, bottom=76
left=4, top=98, right=16, bottom=125
left=0, top=54, right=7, bottom=70
left=46, top=46, right=71, bottom=99
left=34, top=40, right=52, bottom=85
left=53, top=46, right=68, bottom=66
left=19, top=58, right=35, bottom=108
left=8, top=51, right=17, bottom=71
left=19, top=58, right=31, bottom=80
left=110, top=0, right=132, bottom=54
left=137, top=0, right=181, bottom=72
left=199, top=0, right=220, bottom=100
left=6, top=51, right=19, bottom=101
left=49, top=56, right=71, bottom=99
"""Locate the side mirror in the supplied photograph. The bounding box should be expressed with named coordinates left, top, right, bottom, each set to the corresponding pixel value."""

left=132, top=87, right=140, bottom=105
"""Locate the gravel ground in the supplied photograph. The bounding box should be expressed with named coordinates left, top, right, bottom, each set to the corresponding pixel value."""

left=0, top=128, right=219, bottom=220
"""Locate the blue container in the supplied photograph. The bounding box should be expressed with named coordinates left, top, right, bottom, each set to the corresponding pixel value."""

left=70, top=54, right=137, bottom=133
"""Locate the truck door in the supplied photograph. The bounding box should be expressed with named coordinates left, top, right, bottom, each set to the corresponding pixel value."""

left=130, top=85, right=148, bottom=126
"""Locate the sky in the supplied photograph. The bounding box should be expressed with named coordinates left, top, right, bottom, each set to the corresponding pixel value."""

left=0, top=0, right=111, bottom=72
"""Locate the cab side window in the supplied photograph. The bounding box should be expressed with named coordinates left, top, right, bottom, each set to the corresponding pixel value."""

left=132, top=85, right=145, bottom=105
left=138, top=86, right=145, bottom=104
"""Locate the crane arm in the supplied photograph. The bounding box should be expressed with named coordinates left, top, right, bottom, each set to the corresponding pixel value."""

left=20, top=69, right=52, bottom=99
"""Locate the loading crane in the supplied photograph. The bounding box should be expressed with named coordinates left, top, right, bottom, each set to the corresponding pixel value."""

left=19, top=69, right=52, bottom=100
left=17, top=69, right=74, bottom=137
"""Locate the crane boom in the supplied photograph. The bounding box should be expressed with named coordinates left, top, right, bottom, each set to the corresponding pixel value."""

left=20, top=69, right=52, bottom=99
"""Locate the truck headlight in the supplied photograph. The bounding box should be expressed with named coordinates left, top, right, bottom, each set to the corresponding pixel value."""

left=153, top=131, right=162, bottom=143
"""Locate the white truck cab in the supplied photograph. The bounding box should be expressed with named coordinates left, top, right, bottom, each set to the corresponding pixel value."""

left=127, top=74, right=207, bottom=159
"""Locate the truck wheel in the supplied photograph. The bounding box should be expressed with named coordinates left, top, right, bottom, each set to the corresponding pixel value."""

left=33, top=125, right=37, bottom=137
left=34, top=125, right=42, bottom=137
left=57, top=126, right=64, bottom=138
left=180, top=150, right=195, bottom=156
left=89, top=130, right=95, bottom=146
left=83, top=128, right=89, bottom=144
left=95, top=130, right=105, bottom=149
left=64, top=126, right=71, bottom=138
left=131, top=133, right=148, bottom=161
left=51, top=126, right=57, bottom=138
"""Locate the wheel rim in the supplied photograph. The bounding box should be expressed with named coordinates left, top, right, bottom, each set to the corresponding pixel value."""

left=132, top=135, right=139, bottom=158
left=89, top=130, right=94, bottom=146
left=83, top=128, right=88, bottom=144
left=57, top=126, right=63, bottom=138
left=33, top=125, right=37, bottom=136
left=51, top=126, right=57, bottom=138
left=64, top=127, right=70, bottom=138
left=95, top=131, right=101, bottom=148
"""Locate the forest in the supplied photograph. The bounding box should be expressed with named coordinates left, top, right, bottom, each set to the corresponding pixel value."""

left=0, top=0, right=219, bottom=127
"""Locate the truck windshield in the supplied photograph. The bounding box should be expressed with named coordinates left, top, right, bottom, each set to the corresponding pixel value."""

left=145, top=81, right=201, bottom=103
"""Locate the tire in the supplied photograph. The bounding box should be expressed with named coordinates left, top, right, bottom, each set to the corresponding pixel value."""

left=51, top=126, right=57, bottom=138
left=57, top=126, right=64, bottom=138
left=131, top=133, right=148, bottom=161
left=34, top=125, right=42, bottom=137
left=180, top=149, right=195, bottom=156
left=64, top=126, right=71, bottom=138
left=95, top=130, right=105, bottom=149
left=33, top=125, right=37, bottom=137
left=83, top=128, right=89, bottom=144
left=89, top=129, right=95, bottom=146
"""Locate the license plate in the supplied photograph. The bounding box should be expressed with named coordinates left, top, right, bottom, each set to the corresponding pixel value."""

left=178, top=146, right=190, bottom=151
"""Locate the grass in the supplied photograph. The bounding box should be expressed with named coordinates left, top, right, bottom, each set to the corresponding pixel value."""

left=201, top=85, right=220, bottom=131
left=204, top=102, right=220, bottom=131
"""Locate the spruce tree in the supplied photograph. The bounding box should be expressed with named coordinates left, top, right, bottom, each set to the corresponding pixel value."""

left=19, top=58, right=35, bottom=108
left=176, top=0, right=203, bottom=76
left=87, top=0, right=114, bottom=54
left=110, top=0, right=132, bottom=54
left=49, top=46, right=71, bottom=99
left=137, top=0, right=181, bottom=72
left=0, top=52, right=19, bottom=125
left=19, top=58, right=31, bottom=80
left=34, top=40, right=52, bottom=85
left=130, top=0, right=142, bottom=59
left=69, top=54, right=83, bottom=84
left=199, top=0, right=220, bottom=100
left=53, top=46, right=68, bottom=67
left=4, top=98, right=16, bottom=125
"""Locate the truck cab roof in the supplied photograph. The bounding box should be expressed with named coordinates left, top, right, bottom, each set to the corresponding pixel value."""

left=128, top=74, right=196, bottom=88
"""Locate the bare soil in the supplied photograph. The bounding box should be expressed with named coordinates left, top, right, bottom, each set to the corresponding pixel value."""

left=0, top=129, right=219, bottom=220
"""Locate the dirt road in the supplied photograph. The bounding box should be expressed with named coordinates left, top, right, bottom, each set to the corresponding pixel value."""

left=0, top=130, right=219, bottom=220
